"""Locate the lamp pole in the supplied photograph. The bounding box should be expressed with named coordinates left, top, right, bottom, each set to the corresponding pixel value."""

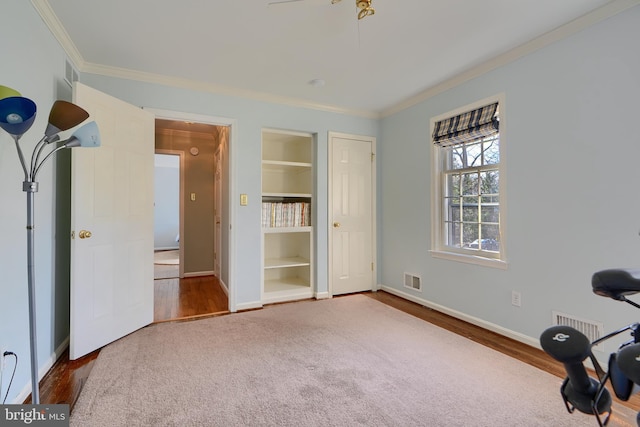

left=24, top=180, right=40, bottom=404
left=15, top=136, right=84, bottom=405
left=12, top=131, right=43, bottom=405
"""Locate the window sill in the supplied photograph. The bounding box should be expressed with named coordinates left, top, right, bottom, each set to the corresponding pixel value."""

left=429, top=250, right=508, bottom=270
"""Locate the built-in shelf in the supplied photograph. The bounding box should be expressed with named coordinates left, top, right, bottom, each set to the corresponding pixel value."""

left=262, top=160, right=312, bottom=169
left=261, top=129, right=314, bottom=304
left=262, top=193, right=312, bottom=199
left=264, top=256, right=310, bottom=269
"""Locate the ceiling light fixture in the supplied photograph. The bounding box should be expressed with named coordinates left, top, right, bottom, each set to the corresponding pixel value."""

left=268, top=0, right=374, bottom=21
left=356, top=0, right=374, bottom=20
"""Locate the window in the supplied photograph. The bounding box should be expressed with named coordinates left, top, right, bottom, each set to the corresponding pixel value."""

left=430, top=96, right=506, bottom=268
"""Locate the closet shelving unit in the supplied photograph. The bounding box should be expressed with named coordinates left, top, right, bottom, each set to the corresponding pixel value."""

left=261, top=129, right=314, bottom=304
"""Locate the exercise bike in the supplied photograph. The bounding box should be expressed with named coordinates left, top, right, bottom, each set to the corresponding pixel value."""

left=540, top=268, right=640, bottom=426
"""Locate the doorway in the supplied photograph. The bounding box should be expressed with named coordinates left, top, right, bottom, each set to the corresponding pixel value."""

left=152, top=118, right=231, bottom=321
left=154, top=152, right=182, bottom=280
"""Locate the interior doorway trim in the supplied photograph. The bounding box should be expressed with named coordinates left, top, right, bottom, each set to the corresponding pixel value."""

left=145, top=107, right=238, bottom=312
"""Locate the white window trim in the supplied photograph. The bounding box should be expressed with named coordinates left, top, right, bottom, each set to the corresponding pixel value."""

left=429, top=93, right=508, bottom=269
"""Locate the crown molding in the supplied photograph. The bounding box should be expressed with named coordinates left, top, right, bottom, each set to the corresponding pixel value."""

left=380, top=0, right=640, bottom=118
left=82, top=62, right=381, bottom=119
left=31, top=0, right=83, bottom=68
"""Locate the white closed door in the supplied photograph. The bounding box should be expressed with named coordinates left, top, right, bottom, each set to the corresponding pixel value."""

left=329, top=133, right=376, bottom=296
left=70, top=82, right=155, bottom=360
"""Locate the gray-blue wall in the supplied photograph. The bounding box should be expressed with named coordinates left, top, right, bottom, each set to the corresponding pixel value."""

left=379, top=5, right=640, bottom=360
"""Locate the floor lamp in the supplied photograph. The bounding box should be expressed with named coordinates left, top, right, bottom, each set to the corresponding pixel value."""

left=0, top=85, right=101, bottom=404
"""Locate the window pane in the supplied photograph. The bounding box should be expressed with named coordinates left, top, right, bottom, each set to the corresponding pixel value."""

left=462, top=223, right=478, bottom=247
left=447, top=221, right=461, bottom=248
left=461, top=197, right=478, bottom=222
left=466, top=143, right=483, bottom=167
left=480, top=205, right=499, bottom=223
left=445, top=197, right=460, bottom=221
left=481, top=195, right=499, bottom=204
left=461, top=173, right=478, bottom=195
left=480, top=171, right=499, bottom=195
left=480, top=224, right=500, bottom=252
left=483, top=138, right=500, bottom=165
left=446, top=174, right=460, bottom=197
left=481, top=224, right=500, bottom=240
left=449, top=146, right=464, bottom=170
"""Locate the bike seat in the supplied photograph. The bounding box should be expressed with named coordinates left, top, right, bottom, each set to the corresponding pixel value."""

left=592, top=268, right=640, bottom=300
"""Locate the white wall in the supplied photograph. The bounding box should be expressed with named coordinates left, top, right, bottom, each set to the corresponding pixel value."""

left=379, top=5, right=640, bottom=360
left=154, top=154, right=179, bottom=250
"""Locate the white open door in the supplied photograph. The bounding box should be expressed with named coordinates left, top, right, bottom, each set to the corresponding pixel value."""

left=70, top=82, right=155, bottom=360
left=329, top=132, right=376, bottom=296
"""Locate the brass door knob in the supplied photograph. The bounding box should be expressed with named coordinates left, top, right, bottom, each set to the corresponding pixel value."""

left=333, top=222, right=341, bottom=228
left=79, top=230, right=92, bottom=239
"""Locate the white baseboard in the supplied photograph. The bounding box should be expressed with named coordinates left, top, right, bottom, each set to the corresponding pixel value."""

left=218, top=278, right=229, bottom=296
left=315, top=291, right=330, bottom=300
left=184, top=270, right=215, bottom=278
left=235, top=301, right=263, bottom=311
left=379, top=285, right=541, bottom=350
left=11, top=337, right=70, bottom=404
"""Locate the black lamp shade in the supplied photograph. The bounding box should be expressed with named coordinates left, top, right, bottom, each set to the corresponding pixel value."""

left=0, top=96, right=37, bottom=137
left=45, top=100, right=90, bottom=137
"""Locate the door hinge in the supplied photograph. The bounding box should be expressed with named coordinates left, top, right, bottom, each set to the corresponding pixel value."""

left=371, top=262, right=374, bottom=271
left=371, top=152, right=375, bottom=162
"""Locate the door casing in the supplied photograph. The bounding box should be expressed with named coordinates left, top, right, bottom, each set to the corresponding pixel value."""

left=146, top=108, right=237, bottom=312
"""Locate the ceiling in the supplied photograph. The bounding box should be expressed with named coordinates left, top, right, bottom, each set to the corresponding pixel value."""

left=36, top=0, right=624, bottom=117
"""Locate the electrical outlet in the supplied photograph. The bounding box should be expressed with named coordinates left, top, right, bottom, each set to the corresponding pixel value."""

left=511, top=291, right=522, bottom=307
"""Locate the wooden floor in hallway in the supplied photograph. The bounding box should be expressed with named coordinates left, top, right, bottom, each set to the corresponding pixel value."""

left=153, top=274, right=229, bottom=322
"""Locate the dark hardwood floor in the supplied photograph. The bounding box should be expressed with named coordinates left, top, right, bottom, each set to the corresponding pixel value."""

left=29, top=289, right=640, bottom=417
left=153, top=274, right=229, bottom=322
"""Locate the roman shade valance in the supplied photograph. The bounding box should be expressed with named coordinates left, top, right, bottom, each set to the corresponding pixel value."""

left=432, top=102, right=499, bottom=147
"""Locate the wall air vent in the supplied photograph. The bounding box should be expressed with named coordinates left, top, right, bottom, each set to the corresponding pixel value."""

left=404, top=273, right=421, bottom=291
left=64, top=59, right=79, bottom=87
left=552, top=311, right=604, bottom=345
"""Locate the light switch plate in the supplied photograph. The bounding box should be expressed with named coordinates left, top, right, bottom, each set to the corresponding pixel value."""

left=240, top=194, right=248, bottom=206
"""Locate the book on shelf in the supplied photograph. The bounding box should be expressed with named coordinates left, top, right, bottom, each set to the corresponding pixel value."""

left=262, top=202, right=310, bottom=228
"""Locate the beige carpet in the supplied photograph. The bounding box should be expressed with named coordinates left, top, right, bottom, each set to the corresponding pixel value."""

left=70, top=295, right=637, bottom=426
